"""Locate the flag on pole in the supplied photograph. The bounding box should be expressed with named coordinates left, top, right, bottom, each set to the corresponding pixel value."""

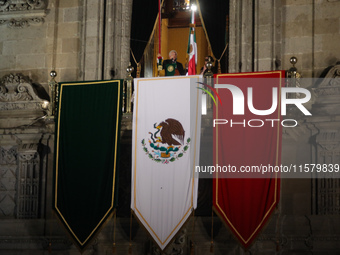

left=54, top=80, right=122, bottom=251
left=131, top=76, right=202, bottom=250
left=187, top=6, right=197, bottom=75
left=213, top=71, right=284, bottom=248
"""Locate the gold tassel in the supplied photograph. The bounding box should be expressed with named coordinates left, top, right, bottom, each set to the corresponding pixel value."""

left=48, top=242, right=52, bottom=254
left=210, top=241, right=214, bottom=253
left=129, top=211, right=133, bottom=254
left=190, top=242, right=194, bottom=255
left=190, top=210, right=195, bottom=255
left=112, top=213, right=116, bottom=254
left=112, top=243, right=116, bottom=254
left=137, top=63, right=141, bottom=78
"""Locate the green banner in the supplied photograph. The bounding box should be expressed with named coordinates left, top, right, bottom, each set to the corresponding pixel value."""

left=165, top=63, right=176, bottom=76
left=54, top=80, right=122, bottom=251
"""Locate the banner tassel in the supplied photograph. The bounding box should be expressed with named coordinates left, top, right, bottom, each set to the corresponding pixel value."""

left=112, top=213, right=116, bottom=254
left=48, top=212, right=53, bottom=254
left=129, top=211, right=133, bottom=254
left=48, top=242, right=52, bottom=254
left=190, top=242, right=194, bottom=255
left=276, top=206, right=281, bottom=251
left=190, top=210, right=195, bottom=255
left=210, top=208, right=214, bottom=253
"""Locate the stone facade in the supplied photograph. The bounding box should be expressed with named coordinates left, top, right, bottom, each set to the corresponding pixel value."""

left=0, top=0, right=340, bottom=254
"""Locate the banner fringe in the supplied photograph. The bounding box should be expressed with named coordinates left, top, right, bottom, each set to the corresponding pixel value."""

left=113, top=213, right=117, bottom=254
left=190, top=242, right=194, bottom=255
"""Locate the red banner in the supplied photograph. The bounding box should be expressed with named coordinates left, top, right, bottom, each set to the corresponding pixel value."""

left=213, top=71, right=284, bottom=248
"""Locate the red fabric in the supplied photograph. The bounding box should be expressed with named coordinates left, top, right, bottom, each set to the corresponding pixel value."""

left=213, top=71, right=284, bottom=249
left=188, top=56, right=196, bottom=75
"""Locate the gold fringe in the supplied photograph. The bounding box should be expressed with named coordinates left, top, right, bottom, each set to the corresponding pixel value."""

left=137, top=63, right=141, bottom=78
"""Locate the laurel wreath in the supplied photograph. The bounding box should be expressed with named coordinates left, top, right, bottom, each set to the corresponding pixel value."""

left=141, top=138, right=191, bottom=164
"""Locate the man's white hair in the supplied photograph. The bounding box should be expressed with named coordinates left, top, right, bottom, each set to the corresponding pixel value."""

left=169, top=50, right=177, bottom=56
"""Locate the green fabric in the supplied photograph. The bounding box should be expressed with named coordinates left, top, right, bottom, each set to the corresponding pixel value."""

left=54, top=80, right=122, bottom=250
left=165, top=63, right=176, bottom=76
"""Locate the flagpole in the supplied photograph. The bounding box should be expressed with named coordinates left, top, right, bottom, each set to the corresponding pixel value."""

left=187, top=4, right=197, bottom=76
left=158, top=0, right=161, bottom=55
left=157, top=0, right=163, bottom=76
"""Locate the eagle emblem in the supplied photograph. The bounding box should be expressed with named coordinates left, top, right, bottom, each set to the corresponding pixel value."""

left=167, top=65, right=174, bottom=73
left=142, top=118, right=191, bottom=164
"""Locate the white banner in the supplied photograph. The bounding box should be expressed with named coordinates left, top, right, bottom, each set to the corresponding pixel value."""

left=131, top=76, right=202, bottom=250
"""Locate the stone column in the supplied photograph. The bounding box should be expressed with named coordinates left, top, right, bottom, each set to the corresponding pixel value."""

left=308, top=64, right=340, bottom=215
left=229, top=0, right=283, bottom=73
left=108, top=0, right=133, bottom=79
left=80, top=0, right=132, bottom=80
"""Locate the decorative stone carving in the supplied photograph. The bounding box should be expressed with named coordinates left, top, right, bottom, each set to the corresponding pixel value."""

left=16, top=143, right=40, bottom=219
left=0, top=0, right=46, bottom=12
left=0, top=73, right=47, bottom=128
left=308, top=63, right=340, bottom=215
left=312, top=64, right=340, bottom=116
left=0, top=0, right=47, bottom=28
left=0, top=146, right=17, bottom=217
left=314, top=64, right=340, bottom=88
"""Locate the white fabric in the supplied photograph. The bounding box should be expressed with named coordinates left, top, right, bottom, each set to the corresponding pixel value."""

left=131, top=76, right=202, bottom=250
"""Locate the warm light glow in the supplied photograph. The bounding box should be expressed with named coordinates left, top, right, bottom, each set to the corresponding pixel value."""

left=191, top=4, right=197, bottom=12
left=41, top=100, right=49, bottom=110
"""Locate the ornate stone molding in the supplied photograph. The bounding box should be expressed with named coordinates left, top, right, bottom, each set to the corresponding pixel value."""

left=0, top=73, right=42, bottom=102
left=0, top=0, right=47, bottom=28
left=312, top=64, right=340, bottom=115
left=314, top=64, right=340, bottom=97
left=0, top=146, right=17, bottom=165
left=0, top=73, right=47, bottom=129
left=315, top=64, right=340, bottom=87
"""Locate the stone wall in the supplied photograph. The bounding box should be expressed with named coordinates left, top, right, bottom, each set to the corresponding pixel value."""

left=229, top=0, right=340, bottom=77
left=282, top=0, right=340, bottom=78
left=0, top=0, right=340, bottom=254
left=0, top=0, right=132, bottom=90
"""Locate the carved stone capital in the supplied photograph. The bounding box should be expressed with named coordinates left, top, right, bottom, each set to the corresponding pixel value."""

left=0, top=146, right=17, bottom=164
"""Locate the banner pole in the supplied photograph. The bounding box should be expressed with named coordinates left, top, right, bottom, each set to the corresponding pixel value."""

left=158, top=0, right=161, bottom=55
